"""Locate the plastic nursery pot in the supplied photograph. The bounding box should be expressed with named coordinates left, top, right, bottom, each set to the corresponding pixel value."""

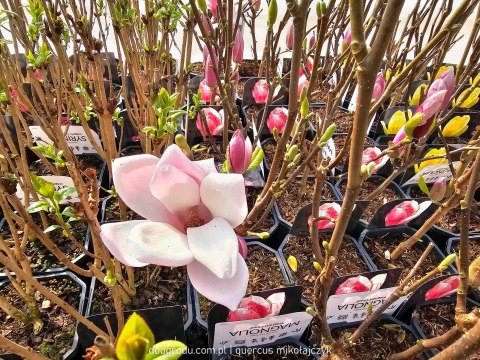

left=0, top=271, right=87, bottom=360
left=372, top=106, right=417, bottom=145
left=279, top=232, right=374, bottom=308
left=193, top=241, right=292, bottom=329
left=241, top=77, right=290, bottom=108
left=410, top=297, right=480, bottom=358
left=77, top=306, right=187, bottom=358
left=327, top=316, right=426, bottom=360
left=84, top=263, right=194, bottom=330
left=357, top=226, right=453, bottom=276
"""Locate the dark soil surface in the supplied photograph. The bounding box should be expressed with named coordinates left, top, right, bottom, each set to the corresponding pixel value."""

left=416, top=303, right=480, bottom=359
left=0, top=277, right=81, bottom=360
left=311, top=107, right=353, bottom=133
left=239, top=60, right=262, bottom=77
left=0, top=216, right=88, bottom=273
left=331, top=322, right=426, bottom=360
left=191, top=143, right=225, bottom=162
left=29, top=155, right=104, bottom=179
left=276, top=179, right=336, bottom=224
left=246, top=187, right=275, bottom=233
left=104, top=197, right=144, bottom=221
left=333, top=135, right=375, bottom=168
left=226, top=344, right=313, bottom=359
left=452, top=238, right=480, bottom=262
left=362, top=232, right=438, bottom=286
left=199, top=245, right=287, bottom=321
left=190, top=61, right=204, bottom=75
left=89, top=265, right=189, bottom=321
left=283, top=235, right=368, bottom=304
left=338, top=177, right=402, bottom=222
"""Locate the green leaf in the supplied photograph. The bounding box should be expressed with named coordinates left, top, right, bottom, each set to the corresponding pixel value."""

left=30, top=173, right=55, bottom=199
left=57, top=187, right=77, bottom=200
left=247, top=148, right=264, bottom=172
left=145, top=340, right=187, bottom=360
left=44, top=224, right=60, bottom=233
left=26, top=200, right=49, bottom=213
left=418, top=176, right=430, bottom=196
left=116, top=313, right=155, bottom=360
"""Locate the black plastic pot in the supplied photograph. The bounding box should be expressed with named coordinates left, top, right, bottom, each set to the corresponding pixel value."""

left=85, top=264, right=193, bottom=330
left=357, top=226, right=453, bottom=275
left=193, top=241, right=292, bottom=329
left=69, top=52, right=120, bottom=85
left=0, top=271, right=87, bottom=360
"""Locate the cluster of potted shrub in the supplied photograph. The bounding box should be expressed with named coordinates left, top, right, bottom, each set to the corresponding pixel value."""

left=0, top=0, right=480, bottom=359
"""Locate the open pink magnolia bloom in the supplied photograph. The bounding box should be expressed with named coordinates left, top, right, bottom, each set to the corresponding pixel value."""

left=393, top=69, right=454, bottom=145
left=384, top=200, right=431, bottom=227
left=425, top=276, right=459, bottom=301
left=362, top=147, right=388, bottom=174
left=199, top=79, right=220, bottom=103
left=228, top=130, right=253, bottom=174
left=336, top=276, right=372, bottom=295
left=307, top=202, right=341, bottom=230
left=99, top=145, right=249, bottom=310
left=267, top=107, right=288, bottom=134
left=252, top=79, right=269, bottom=103
left=227, top=293, right=286, bottom=321
left=196, top=107, right=224, bottom=136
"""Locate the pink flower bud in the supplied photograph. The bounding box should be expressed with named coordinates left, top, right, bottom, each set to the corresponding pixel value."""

left=428, top=69, right=454, bottom=112
left=249, top=0, right=260, bottom=12
left=252, top=79, right=269, bottom=103
left=208, top=0, right=218, bottom=18
left=267, top=107, right=288, bottom=134
left=201, top=15, right=213, bottom=36
left=425, top=276, right=459, bottom=301
left=372, top=72, right=386, bottom=102
left=9, top=86, right=29, bottom=113
left=33, top=69, right=42, bottom=81
left=343, top=25, right=352, bottom=45
left=429, top=176, right=447, bottom=202
left=232, top=30, right=244, bottom=64
left=297, top=74, right=309, bottom=98
left=385, top=200, right=420, bottom=227
left=237, top=235, right=248, bottom=259
left=308, top=202, right=341, bottom=230
left=196, top=107, right=223, bottom=136
left=228, top=129, right=253, bottom=174
left=335, top=275, right=372, bottom=295
left=286, top=23, right=294, bottom=50
left=309, top=32, right=316, bottom=50
left=205, top=54, right=218, bottom=87
left=416, top=90, right=447, bottom=121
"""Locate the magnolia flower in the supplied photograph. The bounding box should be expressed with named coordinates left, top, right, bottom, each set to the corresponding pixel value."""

left=381, top=110, right=409, bottom=135
left=372, top=72, right=386, bottom=102
left=442, top=115, right=470, bottom=137
left=298, top=74, right=309, bottom=98
left=196, top=108, right=224, bottom=136
left=394, top=69, right=454, bottom=145
left=199, top=79, right=220, bottom=103
left=336, top=276, right=372, bottom=295
left=100, top=145, right=249, bottom=309
left=227, top=293, right=285, bottom=321
left=409, top=83, right=428, bottom=106
left=453, top=87, right=480, bottom=109
left=228, top=130, right=253, bottom=174
left=425, top=276, right=459, bottom=301
left=429, top=177, right=447, bottom=202
left=415, top=148, right=447, bottom=173
left=286, top=23, right=294, bottom=50
left=362, top=147, right=388, bottom=174
left=307, top=202, right=341, bottom=230
left=232, top=30, right=244, bottom=64
left=201, top=15, right=213, bottom=36
left=267, top=107, right=288, bottom=134
left=384, top=200, right=431, bottom=227
left=252, top=79, right=269, bottom=103
left=205, top=54, right=218, bottom=87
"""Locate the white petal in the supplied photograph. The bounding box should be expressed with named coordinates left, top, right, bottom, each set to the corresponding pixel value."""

left=267, top=292, right=286, bottom=316
left=194, top=158, right=218, bottom=175
left=187, top=217, right=238, bottom=279
left=150, top=164, right=201, bottom=214
left=157, top=144, right=207, bottom=183
left=128, top=222, right=194, bottom=266
left=100, top=221, right=149, bottom=267
left=112, top=154, right=183, bottom=229
left=200, top=173, right=248, bottom=227
left=187, top=254, right=248, bottom=310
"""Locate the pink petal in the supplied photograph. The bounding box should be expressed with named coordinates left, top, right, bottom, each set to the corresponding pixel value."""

left=416, top=90, right=447, bottom=121
left=308, top=202, right=341, bottom=229
left=237, top=235, right=248, bottom=259
left=385, top=207, right=408, bottom=227
left=244, top=296, right=271, bottom=318
left=229, top=130, right=247, bottom=174
left=425, top=276, right=459, bottom=301
left=267, top=107, right=288, bottom=134
left=187, top=217, right=239, bottom=279
left=297, top=75, right=309, bottom=98
left=196, top=108, right=223, bottom=137
left=157, top=144, right=207, bottom=184
left=244, top=137, right=253, bottom=173
left=187, top=254, right=248, bottom=310
left=100, top=221, right=149, bottom=267
left=267, top=292, right=286, bottom=316
left=112, top=154, right=183, bottom=228
left=128, top=222, right=194, bottom=266
left=227, top=307, right=262, bottom=321
left=252, top=80, right=269, bottom=103
left=200, top=173, right=248, bottom=228
left=149, top=164, right=201, bottom=214
left=194, top=158, right=218, bottom=175
left=335, top=275, right=372, bottom=295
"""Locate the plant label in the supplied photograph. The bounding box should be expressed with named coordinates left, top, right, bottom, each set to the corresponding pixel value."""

left=322, top=137, right=336, bottom=162
left=16, top=176, right=79, bottom=204
left=326, top=287, right=407, bottom=324
left=402, top=161, right=460, bottom=186
left=212, top=312, right=312, bottom=353
left=347, top=86, right=358, bottom=112
left=30, top=125, right=102, bottom=154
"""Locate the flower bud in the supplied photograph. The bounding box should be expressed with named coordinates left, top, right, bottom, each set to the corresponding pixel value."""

left=230, top=70, right=239, bottom=82
left=425, top=276, right=459, bottom=300
left=438, top=253, right=456, bottom=271
left=237, top=235, right=248, bottom=259
left=201, top=15, right=213, bottom=36
left=252, top=79, right=269, bottom=103
left=316, top=1, right=326, bottom=18
left=267, top=0, right=277, bottom=28
left=287, top=255, right=298, bottom=272
left=313, top=261, right=322, bottom=272
left=267, top=107, right=288, bottom=134
left=297, top=74, right=309, bottom=98
left=286, top=23, right=294, bottom=50
left=205, top=54, right=218, bottom=87
left=232, top=30, right=244, bottom=64
left=469, top=256, right=480, bottom=289
left=286, top=144, right=299, bottom=161
left=175, top=134, right=192, bottom=158
left=372, top=72, right=386, bottom=102
left=208, top=0, right=218, bottom=18
left=308, top=32, right=316, bottom=50
left=341, top=25, right=352, bottom=52
left=228, top=129, right=253, bottom=174
left=319, top=124, right=336, bottom=143
left=196, top=107, right=223, bottom=136
left=301, top=97, right=309, bottom=117
left=429, top=177, right=447, bottom=202
left=306, top=307, right=317, bottom=317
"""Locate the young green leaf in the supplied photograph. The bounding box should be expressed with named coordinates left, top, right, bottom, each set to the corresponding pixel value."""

left=30, top=173, right=55, bottom=199
left=417, top=176, right=429, bottom=196
left=116, top=313, right=155, bottom=360
left=247, top=148, right=264, bottom=172
left=44, top=224, right=60, bottom=233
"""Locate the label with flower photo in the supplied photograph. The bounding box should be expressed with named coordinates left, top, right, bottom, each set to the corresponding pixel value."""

left=29, top=125, right=102, bottom=155
left=402, top=161, right=460, bottom=187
